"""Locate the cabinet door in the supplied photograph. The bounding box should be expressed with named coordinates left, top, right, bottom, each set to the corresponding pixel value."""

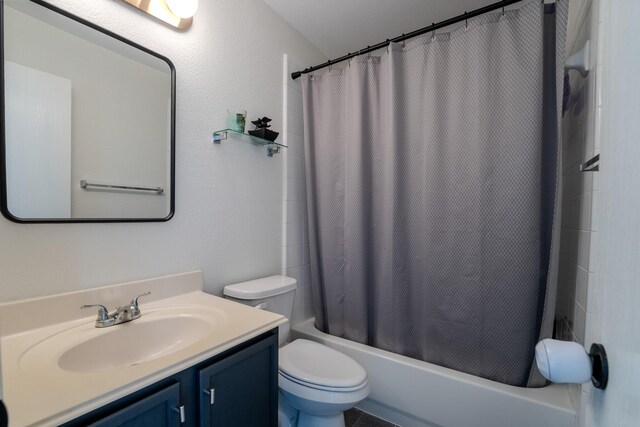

left=199, top=334, right=277, bottom=427
left=87, top=383, right=182, bottom=427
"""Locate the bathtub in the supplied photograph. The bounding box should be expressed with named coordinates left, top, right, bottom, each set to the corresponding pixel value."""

left=292, top=318, right=576, bottom=427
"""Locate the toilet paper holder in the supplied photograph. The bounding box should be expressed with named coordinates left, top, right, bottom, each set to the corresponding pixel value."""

left=535, top=339, right=608, bottom=390
left=589, top=343, right=608, bottom=390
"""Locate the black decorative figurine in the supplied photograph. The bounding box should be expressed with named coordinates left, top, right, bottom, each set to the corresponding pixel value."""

left=248, top=117, right=279, bottom=142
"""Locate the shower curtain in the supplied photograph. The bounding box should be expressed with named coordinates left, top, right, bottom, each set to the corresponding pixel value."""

left=301, top=0, right=567, bottom=387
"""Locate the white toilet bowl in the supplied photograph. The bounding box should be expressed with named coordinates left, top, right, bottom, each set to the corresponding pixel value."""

left=222, top=277, right=370, bottom=427
left=278, top=339, right=370, bottom=427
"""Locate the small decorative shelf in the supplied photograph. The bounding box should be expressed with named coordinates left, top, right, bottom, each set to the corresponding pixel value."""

left=212, top=128, right=287, bottom=157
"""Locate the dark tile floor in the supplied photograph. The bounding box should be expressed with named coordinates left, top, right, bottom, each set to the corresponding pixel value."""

left=344, top=408, right=400, bottom=427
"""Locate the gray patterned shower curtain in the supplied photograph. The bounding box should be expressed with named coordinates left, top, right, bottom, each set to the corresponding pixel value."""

left=301, top=0, right=567, bottom=387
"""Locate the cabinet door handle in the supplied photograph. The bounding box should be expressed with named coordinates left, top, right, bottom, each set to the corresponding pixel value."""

left=203, top=388, right=215, bottom=405
left=172, top=405, right=186, bottom=423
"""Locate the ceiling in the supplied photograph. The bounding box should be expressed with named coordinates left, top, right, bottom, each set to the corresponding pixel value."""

left=263, top=0, right=497, bottom=60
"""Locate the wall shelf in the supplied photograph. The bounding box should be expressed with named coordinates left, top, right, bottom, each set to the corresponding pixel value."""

left=212, top=128, right=286, bottom=157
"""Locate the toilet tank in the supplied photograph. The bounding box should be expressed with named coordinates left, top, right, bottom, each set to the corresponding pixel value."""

left=223, top=275, right=297, bottom=346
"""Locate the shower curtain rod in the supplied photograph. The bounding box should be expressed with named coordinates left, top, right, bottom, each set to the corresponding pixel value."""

left=291, top=0, right=528, bottom=80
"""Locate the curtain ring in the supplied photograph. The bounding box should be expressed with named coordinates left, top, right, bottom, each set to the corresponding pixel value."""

left=431, top=23, right=436, bottom=41
left=367, top=47, right=371, bottom=60
left=465, top=11, right=468, bottom=29
left=386, top=39, right=390, bottom=53
left=402, top=34, right=406, bottom=48
left=328, top=63, right=332, bottom=73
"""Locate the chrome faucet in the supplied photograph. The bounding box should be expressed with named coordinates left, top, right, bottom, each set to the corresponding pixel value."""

left=81, top=292, right=151, bottom=328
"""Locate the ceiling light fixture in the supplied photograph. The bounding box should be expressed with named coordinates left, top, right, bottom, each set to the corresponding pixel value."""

left=120, top=0, right=196, bottom=30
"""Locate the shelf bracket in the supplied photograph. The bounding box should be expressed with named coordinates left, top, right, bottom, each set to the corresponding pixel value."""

left=212, top=131, right=227, bottom=144
left=267, top=146, right=280, bottom=157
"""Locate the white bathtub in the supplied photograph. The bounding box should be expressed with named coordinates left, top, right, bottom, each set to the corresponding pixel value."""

left=292, top=318, right=576, bottom=427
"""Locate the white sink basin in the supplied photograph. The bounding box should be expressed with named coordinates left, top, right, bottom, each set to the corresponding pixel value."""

left=20, top=307, right=221, bottom=374
left=58, top=316, right=211, bottom=373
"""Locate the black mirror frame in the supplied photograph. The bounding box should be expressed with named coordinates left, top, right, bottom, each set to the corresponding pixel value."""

left=0, top=0, right=176, bottom=223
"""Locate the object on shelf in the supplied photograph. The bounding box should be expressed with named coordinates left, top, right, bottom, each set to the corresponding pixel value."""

left=248, top=128, right=279, bottom=142
left=248, top=117, right=279, bottom=142
left=227, top=109, right=246, bottom=133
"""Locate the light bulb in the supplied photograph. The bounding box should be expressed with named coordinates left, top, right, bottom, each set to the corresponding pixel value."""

left=166, top=0, right=198, bottom=19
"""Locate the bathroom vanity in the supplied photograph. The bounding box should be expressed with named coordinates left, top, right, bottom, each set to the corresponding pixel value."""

left=0, top=271, right=285, bottom=426
left=62, top=330, right=278, bottom=426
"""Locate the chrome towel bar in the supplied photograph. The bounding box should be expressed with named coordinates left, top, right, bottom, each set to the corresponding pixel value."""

left=80, top=180, right=164, bottom=194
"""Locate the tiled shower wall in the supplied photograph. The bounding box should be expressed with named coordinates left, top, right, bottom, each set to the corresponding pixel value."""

left=556, top=0, right=601, bottom=410
left=283, top=54, right=314, bottom=325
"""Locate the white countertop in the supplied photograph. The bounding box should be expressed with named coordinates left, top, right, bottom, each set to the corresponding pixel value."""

left=0, top=271, right=286, bottom=426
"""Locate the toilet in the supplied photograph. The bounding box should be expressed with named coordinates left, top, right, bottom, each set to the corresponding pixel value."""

left=224, top=276, right=370, bottom=427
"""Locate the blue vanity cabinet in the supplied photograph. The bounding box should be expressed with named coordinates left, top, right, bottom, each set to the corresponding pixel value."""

left=86, top=383, right=182, bottom=427
left=60, top=330, right=278, bottom=427
left=198, top=331, right=278, bottom=426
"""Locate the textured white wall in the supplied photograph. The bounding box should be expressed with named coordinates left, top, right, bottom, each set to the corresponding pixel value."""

left=263, top=0, right=497, bottom=59
left=0, top=0, right=325, bottom=302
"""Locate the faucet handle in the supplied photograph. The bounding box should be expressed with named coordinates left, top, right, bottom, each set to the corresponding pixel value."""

left=81, top=304, right=116, bottom=328
left=130, top=291, right=151, bottom=309
left=81, top=304, right=110, bottom=322
left=127, top=292, right=150, bottom=320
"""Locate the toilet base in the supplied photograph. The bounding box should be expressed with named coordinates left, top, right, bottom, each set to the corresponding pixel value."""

left=279, top=394, right=298, bottom=427
left=279, top=388, right=355, bottom=427
left=298, top=412, right=345, bottom=427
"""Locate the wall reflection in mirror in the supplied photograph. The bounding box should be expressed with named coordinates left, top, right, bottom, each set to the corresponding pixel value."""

left=1, top=0, right=175, bottom=222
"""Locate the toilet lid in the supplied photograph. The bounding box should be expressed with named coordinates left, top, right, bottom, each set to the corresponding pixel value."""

left=279, top=340, right=367, bottom=389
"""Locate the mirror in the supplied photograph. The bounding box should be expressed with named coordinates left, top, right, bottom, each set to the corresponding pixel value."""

left=0, top=0, right=175, bottom=222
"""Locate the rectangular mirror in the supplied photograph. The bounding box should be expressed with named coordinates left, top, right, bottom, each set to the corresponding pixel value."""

left=0, top=0, right=175, bottom=223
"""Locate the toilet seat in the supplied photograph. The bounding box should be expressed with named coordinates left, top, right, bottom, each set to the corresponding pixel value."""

left=279, top=339, right=368, bottom=390
left=278, top=370, right=368, bottom=392
left=279, top=371, right=370, bottom=407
